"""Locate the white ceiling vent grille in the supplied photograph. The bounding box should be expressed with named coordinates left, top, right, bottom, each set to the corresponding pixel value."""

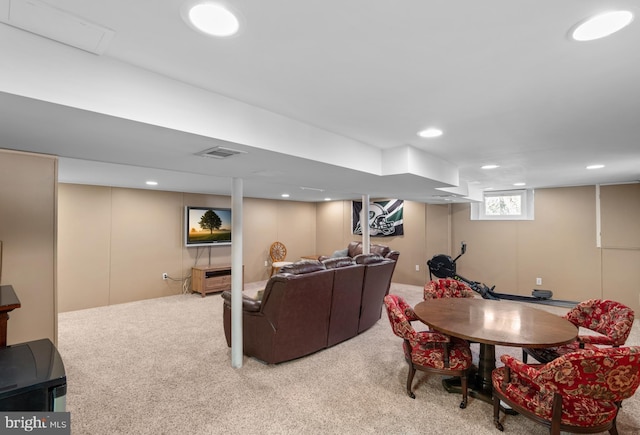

left=196, top=146, right=246, bottom=159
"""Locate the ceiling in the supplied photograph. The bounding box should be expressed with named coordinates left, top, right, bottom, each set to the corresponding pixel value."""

left=0, top=0, right=639, bottom=203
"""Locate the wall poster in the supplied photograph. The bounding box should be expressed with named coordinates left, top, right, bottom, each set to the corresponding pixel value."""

left=352, top=199, right=404, bottom=237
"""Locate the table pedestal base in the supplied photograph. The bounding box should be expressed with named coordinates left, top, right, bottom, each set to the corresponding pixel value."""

left=442, top=342, right=518, bottom=415
left=442, top=372, right=490, bottom=403
left=442, top=376, right=517, bottom=415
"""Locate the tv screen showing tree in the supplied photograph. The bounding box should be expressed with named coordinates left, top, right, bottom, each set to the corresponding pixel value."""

left=184, top=206, right=232, bottom=247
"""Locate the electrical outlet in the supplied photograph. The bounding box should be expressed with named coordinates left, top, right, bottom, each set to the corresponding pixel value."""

left=162, top=273, right=168, bottom=280
left=264, top=260, right=268, bottom=267
left=536, top=277, right=542, bottom=286
left=415, top=264, right=420, bottom=271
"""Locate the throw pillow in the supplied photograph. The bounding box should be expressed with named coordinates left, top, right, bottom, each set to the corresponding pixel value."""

left=331, top=248, right=349, bottom=258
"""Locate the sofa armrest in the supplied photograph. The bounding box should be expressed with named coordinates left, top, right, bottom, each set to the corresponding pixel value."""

left=221, top=290, right=262, bottom=312
left=322, top=256, right=355, bottom=269
left=354, top=253, right=385, bottom=264
left=386, top=250, right=400, bottom=261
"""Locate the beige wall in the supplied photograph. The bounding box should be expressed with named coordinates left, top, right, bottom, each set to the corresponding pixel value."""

left=242, top=197, right=317, bottom=281
left=5, top=147, right=636, bottom=334
left=315, top=187, right=639, bottom=313
left=452, top=187, right=601, bottom=301
left=451, top=185, right=640, bottom=313
left=0, top=150, right=57, bottom=345
left=601, top=183, right=640, bottom=249
left=57, top=184, right=112, bottom=310
left=58, top=184, right=317, bottom=312
left=425, top=204, right=451, bottom=270
left=600, top=183, right=640, bottom=311
left=57, top=182, right=640, bottom=314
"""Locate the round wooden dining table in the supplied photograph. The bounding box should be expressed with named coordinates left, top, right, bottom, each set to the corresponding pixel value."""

left=413, top=297, right=577, bottom=405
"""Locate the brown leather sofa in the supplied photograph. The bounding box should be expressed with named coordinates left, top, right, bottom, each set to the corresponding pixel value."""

left=221, top=253, right=397, bottom=364
left=319, top=241, right=400, bottom=262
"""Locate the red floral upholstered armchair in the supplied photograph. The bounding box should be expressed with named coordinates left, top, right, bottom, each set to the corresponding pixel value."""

left=383, top=294, right=472, bottom=409
left=423, top=278, right=475, bottom=300
left=523, top=299, right=634, bottom=364
left=492, top=346, right=640, bottom=434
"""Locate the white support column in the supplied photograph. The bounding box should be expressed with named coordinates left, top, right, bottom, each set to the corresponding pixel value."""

left=595, top=184, right=602, bottom=248
left=231, top=178, right=243, bottom=368
left=362, top=194, right=370, bottom=254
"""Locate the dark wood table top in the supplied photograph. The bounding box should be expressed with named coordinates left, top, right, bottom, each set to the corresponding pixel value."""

left=0, top=285, right=21, bottom=348
left=414, top=298, right=577, bottom=348
left=0, top=285, right=21, bottom=312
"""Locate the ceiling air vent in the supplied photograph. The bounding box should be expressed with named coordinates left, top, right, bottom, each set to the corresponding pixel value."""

left=0, top=0, right=115, bottom=55
left=196, top=146, right=246, bottom=159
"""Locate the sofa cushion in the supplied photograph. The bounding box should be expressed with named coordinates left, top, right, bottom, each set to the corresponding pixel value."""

left=347, top=241, right=391, bottom=258
left=322, top=257, right=355, bottom=269
left=354, top=253, right=385, bottom=264
left=278, top=259, right=325, bottom=275
left=319, top=241, right=398, bottom=262
left=347, top=241, right=361, bottom=257
left=369, top=244, right=391, bottom=258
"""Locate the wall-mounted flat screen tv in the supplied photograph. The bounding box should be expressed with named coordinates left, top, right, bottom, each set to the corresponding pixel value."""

left=184, top=206, right=232, bottom=247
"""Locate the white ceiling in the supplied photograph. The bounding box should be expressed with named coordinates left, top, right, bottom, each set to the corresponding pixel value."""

left=0, top=0, right=639, bottom=203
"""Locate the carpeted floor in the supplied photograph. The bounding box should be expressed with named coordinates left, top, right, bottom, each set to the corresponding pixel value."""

left=57, top=283, right=640, bottom=435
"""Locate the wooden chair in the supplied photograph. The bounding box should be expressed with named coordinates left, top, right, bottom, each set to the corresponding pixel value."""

left=523, top=299, right=634, bottom=363
left=383, top=294, right=472, bottom=409
left=269, top=241, right=293, bottom=276
left=493, top=346, right=640, bottom=434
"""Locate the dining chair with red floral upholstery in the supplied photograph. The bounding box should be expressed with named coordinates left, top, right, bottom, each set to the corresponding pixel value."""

left=383, top=294, right=473, bottom=409
left=423, top=278, right=475, bottom=300
left=492, top=346, right=640, bottom=434
left=523, top=299, right=634, bottom=364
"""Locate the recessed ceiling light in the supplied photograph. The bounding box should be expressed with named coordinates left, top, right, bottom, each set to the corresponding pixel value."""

left=481, top=164, right=500, bottom=170
left=146, top=181, right=158, bottom=186
left=324, top=198, right=331, bottom=201
left=417, top=128, right=443, bottom=138
left=183, top=2, right=240, bottom=37
left=586, top=164, right=605, bottom=170
left=513, top=182, right=526, bottom=186
left=281, top=193, right=290, bottom=198
left=571, top=10, right=634, bottom=41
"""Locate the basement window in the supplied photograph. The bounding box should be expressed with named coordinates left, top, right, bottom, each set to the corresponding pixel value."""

left=471, top=189, right=534, bottom=220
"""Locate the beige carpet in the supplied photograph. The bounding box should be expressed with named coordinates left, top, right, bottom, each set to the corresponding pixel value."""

left=57, top=283, right=640, bottom=435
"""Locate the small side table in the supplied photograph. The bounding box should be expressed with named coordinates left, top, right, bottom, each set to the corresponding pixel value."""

left=0, top=285, right=21, bottom=348
left=191, top=265, right=244, bottom=297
